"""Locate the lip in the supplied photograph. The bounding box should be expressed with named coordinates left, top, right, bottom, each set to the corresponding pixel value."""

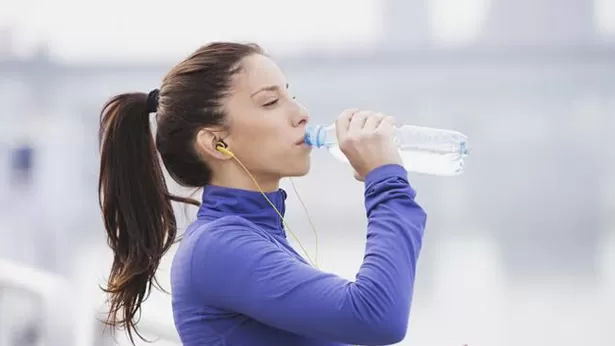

left=295, top=136, right=306, bottom=145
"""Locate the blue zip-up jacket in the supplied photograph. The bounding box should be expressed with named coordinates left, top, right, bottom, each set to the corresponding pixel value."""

left=170, top=164, right=427, bottom=345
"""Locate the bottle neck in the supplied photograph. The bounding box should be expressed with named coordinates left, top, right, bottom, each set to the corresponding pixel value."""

left=305, top=124, right=336, bottom=148
left=321, top=124, right=338, bottom=147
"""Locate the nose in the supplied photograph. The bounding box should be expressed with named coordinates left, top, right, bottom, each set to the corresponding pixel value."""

left=292, top=100, right=310, bottom=127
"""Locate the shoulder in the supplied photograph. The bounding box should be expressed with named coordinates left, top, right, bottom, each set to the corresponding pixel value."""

left=175, top=216, right=285, bottom=298
left=187, top=216, right=270, bottom=250
left=180, top=216, right=277, bottom=270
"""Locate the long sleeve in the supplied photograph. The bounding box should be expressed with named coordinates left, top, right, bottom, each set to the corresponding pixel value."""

left=189, top=164, right=427, bottom=345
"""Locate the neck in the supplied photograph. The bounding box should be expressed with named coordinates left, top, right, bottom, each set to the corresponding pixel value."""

left=210, top=167, right=281, bottom=193
left=197, top=182, right=288, bottom=236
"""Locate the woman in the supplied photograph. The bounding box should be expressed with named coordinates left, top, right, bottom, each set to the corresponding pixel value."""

left=98, top=42, right=427, bottom=346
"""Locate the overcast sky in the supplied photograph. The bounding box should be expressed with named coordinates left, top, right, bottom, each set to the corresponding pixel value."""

left=1, top=0, right=614, bottom=62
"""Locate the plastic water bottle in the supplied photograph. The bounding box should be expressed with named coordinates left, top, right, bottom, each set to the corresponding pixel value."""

left=304, top=124, right=469, bottom=176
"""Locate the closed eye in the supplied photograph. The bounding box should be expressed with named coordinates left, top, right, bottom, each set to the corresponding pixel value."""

left=263, top=99, right=279, bottom=107
left=263, top=95, right=296, bottom=107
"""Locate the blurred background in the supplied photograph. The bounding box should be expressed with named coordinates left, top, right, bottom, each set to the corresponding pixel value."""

left=1, top=0, right=614, bottom=345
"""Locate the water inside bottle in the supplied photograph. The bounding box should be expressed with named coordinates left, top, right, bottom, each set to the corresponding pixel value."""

left=305, top=123, right=469, bottom=176
left=324, top=143, right=467, bottom=176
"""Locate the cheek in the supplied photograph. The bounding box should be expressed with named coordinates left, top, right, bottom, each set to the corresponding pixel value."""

left=231, top=119, right=270, bottom=150
left=242, top=139, right=297, bottom=174
left=234, top=117, right=281, bottom=149
left=229, top=111, right=292, bottom=169
left=233, top=129, right=282, bottom=166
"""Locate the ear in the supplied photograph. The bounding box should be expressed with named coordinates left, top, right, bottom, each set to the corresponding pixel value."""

left=195, top=128, right=232, bottom=161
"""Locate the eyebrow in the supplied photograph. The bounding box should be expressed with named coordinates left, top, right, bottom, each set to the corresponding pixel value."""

left=250, top=83, right=289, bottom=97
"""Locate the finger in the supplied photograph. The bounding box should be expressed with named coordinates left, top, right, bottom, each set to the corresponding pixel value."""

left=363, top=112, right=385, bottom=132
left=377, top=115, right=396, bottom=133
left=348, top=110, right=370, bottom=135
left=335, top=108, right=357, bottom=142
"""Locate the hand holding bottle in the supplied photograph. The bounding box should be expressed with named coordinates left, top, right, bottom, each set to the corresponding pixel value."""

left=335, top=109, right=403, bottom=181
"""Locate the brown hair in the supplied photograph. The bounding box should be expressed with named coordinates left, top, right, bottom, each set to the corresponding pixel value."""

left=97, top=42, right=263, bottom=344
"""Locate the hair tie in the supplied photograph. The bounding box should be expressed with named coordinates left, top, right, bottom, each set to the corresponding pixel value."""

left=146, top=89, right=159, bottom=113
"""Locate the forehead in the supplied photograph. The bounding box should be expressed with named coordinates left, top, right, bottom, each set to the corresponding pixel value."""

left=232, top=54, right=286, bottom=93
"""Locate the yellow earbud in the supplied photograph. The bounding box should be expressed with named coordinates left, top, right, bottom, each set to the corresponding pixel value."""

left=216, top=141, right=234, bottom=158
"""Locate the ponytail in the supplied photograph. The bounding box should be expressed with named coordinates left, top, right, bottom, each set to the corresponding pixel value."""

left=98, top=92, right=177, bottom=344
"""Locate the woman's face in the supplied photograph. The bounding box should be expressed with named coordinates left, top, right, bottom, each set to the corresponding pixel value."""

left=221, top=54, right=312, bottom=181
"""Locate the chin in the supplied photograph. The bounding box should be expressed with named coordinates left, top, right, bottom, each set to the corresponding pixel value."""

left=283, top=158, right=311, bottom=177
